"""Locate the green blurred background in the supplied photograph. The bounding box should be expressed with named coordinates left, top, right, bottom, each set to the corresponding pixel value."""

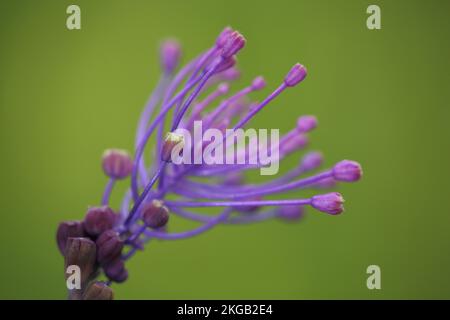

left=1, top=0, right=449, bottom=299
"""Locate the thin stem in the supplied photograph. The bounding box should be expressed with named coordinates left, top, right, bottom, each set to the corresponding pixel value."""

left=136, top=74, right=171, bottom=185
left=125, top=165, right=165, bottom=227
left=173, top=171, right=333, bottom=200
left=165, top=198, right=312, bottom=208
left=170, top=207, right=278, bottom=224
left=130, top=73, right=204, bottom=201
left=101, top=178, right=115, bottom=206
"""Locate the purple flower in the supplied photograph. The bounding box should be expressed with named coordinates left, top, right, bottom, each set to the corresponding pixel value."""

left=333, top=160, right=363, bottom=182
left=311, top=192, right=345, bottom=215
left=56, top=27, right=362, bottom=299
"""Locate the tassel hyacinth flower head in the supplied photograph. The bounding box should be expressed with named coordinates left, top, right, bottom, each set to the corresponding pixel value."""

left=56, top=26, right=363, bottom=299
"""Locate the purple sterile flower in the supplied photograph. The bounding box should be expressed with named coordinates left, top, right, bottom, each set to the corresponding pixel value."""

left=311, top=192, right=344, bottom=215
left=56, top=27, right=362, bottom=299
left=284, top=63, right=307, bottom=87
left=332, top=160, right=363, bottom=182
left=160, top=39, right=181, bottom=74
left=297, top=115, right=317, bottom=133
left=221, top=30, right=246, bottom=58
left=300, top=151, right=323, bottom=171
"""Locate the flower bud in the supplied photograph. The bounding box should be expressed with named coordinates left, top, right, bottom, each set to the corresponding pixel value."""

left=300, top=151, right=323, bottom=171
left=216, top=26, right=233, bottom=48
left=160, top=39, right=181, bottom=74
left=251, top=76, right=266, bottom=91
left=84, top=206, right=117, bottom=237
left=103, top=257, right=128, bottom=283
left=64, top=237, right=97, bottom=286
left=277, top=206, right=304, bottom=221
left=102, top=149, right=133, bottom=180
left=161, top=132, right=184, bottom=162
left=56, top=221, right=85, bottom=255
left=96, top=230, right=124, bottom=264
left=333, top=160, right=363, bottom=182
left=284, top=63, right=307, bottom=87
left=297, top=115, right=317, bottom=132
left=221, top=31, right=246, bottom=59
left=311, top=192, right=344, bottom=215
left=142, top=200, right=170, bottom=229
left=82, top=281, right=114, bottom=300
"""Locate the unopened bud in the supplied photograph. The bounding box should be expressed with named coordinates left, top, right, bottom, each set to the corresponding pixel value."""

left=277, top=206, right=305, bottom=221
left=84, top=206, right=117, bottom=237
left=284, top=63, right=307, bottom=87
left=251, top=76, right=266, bottom=91
left=64, top=237, right=97, bottom=286
left=221, top=31, right=246, bottom=59
left=96, top=230, right=124, bottom=264
left=142, top=200, right=170, bottom=229
left=103, top=257, right=128, bottom=283
left=160, top=39, right=181, bottom=74
left=311, top=192, right=344, bottom=215
left=56, top=221, right=85, bottom=255
left=102, top=149, right=133, bottom=180
left=297, top=115, right=317, bottom=132
left=161, top=132, right=184, bottom=162
left=82, top=281, right=114, bottom=300
left=333, top=160, right=363, bottom=182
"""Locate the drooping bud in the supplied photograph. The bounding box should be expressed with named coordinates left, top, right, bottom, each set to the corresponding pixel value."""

left=83, top=206, right=117, bottom=237
left=332, top=160, right=363, bottom=182
left=297, top=115, right=317, bottom=132
left=251, top=76, right=266, bottom=91
left=160, top=39, right=181, bottom=74
left=300, top=151, right=323, bottom=171
left=142, top=200, right=170, bottom=229
left=102, top=149, right=133, bottom=180
left=277, top=206, right=305, bottom=221
left=284, top=63, right=307, bottom=87
left=56, top=221, right=85, bottom=254
left=82, top=281, right=114, bottom=300
left=221, top=30, right=246, bottom=59
left=64, top=237, right=97, bottom=288
left=103, top=257, right=128, bottom=283
left=96, top=230, right=124, bottom=264
left=311, top=192, right=344, bottom=215
left=161, top=132, right=185, bottom=162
